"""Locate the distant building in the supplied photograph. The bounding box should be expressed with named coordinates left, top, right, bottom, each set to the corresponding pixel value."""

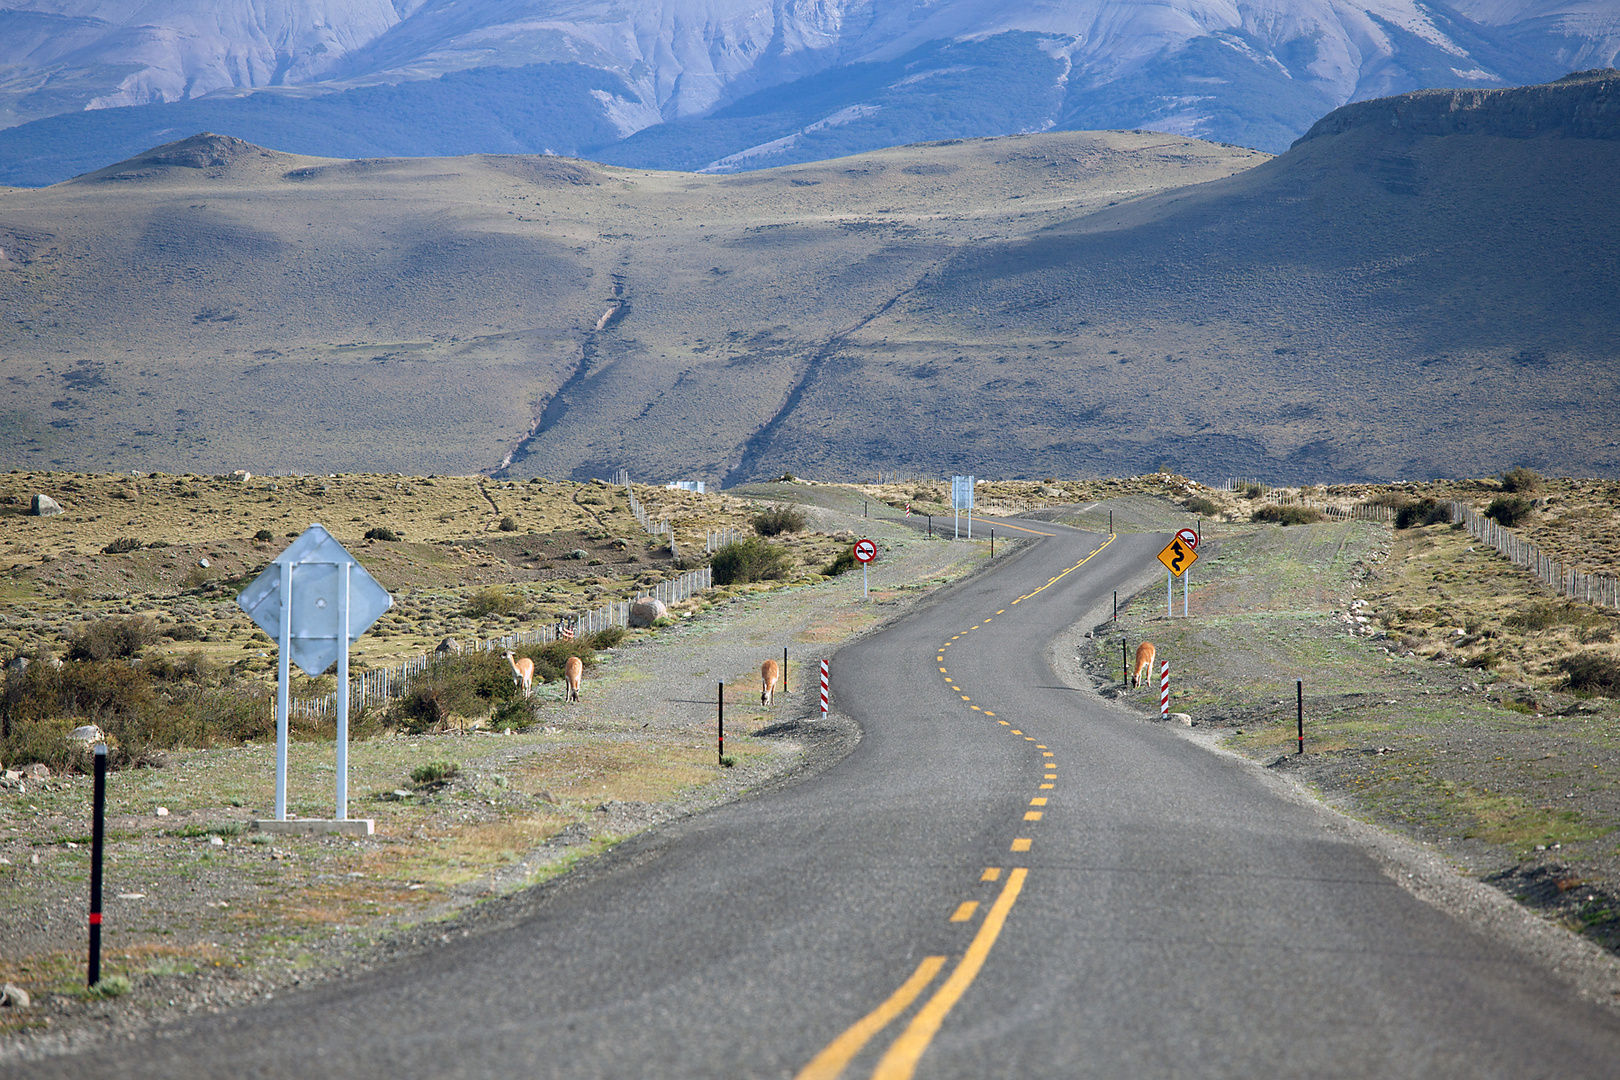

left=665, top=480, right=705, bottom=494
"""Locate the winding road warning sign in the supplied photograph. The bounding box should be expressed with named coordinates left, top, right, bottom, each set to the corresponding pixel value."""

left=853, top=539, right=877, bottom=564
left=1157, top=536, right=1198, bottom=577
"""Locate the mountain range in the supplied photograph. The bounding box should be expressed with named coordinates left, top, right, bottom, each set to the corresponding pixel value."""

left=2, top=1, right=1618, bottom=184
left=1, top=71, right=1616, bottom=484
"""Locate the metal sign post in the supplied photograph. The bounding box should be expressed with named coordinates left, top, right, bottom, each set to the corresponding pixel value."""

left=237, top=524, right=392, bottom=836
left=951, top=475, right=975, bottom=539
left=1156, top=537, right=1198, bottom=617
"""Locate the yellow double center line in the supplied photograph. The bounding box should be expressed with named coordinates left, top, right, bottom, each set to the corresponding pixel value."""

left=796, top=868, right=1030, bottom=1080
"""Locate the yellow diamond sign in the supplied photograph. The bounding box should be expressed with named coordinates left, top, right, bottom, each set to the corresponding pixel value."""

left=1157, top=536, right=1198, bottom=577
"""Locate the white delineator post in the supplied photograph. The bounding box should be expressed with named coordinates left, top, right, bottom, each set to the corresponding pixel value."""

left=820, top=659, right=830, bottom=720
left=1160, top=660, right=1170, bottom=720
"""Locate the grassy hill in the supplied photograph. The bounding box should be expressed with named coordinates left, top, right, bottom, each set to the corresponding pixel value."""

left=1, top=71, right=1617, bottom=485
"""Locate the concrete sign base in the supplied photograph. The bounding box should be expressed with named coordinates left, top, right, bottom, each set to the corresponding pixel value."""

left=250, top=819, right=375, bottom=836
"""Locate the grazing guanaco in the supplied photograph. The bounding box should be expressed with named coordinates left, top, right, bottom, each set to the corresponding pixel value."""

left=761, top=658, right=780, bottom=705
left=1130, top=642, right=1156, bottom=689
left=504, top=650, right=534, bottom=697
left=563, top=655, right=583, bottom=703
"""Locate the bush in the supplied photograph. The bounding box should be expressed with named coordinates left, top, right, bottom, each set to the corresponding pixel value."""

left=1250, top=505, right=1323, bottom=526
left=1183, top=496, right=1219, bottom=516
left=1557, top=652, right=1620, bottom=696
left=411, top=760, right=459, bottom=785
left=590, top=626, right=626, bottom=649
left=498, top=516, right=518, bottom=532
left=491, top=698, right=536, bottom=731
left=1395, top=499, right=1450, bottom=529
left=711, top=537, right=791, bottom=585
left=464, top=587, right=526, bottom=617
left=253, top=529, right=275, bottom=542
left=364, top=527, right=400, bottom=542
left=822, top=549, right=858, bottom=577
left=101, top=537, right=141, bottom=554
left=753, top=505, right=807, bottom=536
left=1486, top=495, right=1534, bottom=527
left=1500, top=467, right=1541, bottom=493
left=68, top=617, right=158, bottom=661
left=1237, top=482, right=1265, bottom=499
left=163, top=624, right=205, bottom=642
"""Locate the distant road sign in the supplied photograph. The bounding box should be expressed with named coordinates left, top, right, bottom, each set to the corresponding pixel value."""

left=238, top=524, right=392, bottom=676
left=853, top=539, right=877, bottom=564
left=1177, top=528, right=1201, bottom=550
left=1157, top=536, right=1199, bottom=577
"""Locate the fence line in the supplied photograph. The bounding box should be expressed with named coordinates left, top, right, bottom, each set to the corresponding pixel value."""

left=277, top=565, right=713, bottom=721
left=619, top=470, right=678, bottom=557
left=1448, top=501, right=1620, bottom=612
left=707, top=526, right=748, bottom=553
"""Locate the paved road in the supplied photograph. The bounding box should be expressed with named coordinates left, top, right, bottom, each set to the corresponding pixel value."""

left=16, top=520, right=1620, bottom=1078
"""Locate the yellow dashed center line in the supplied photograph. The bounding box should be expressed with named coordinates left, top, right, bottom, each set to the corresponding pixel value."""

left=949, top=901, right=979, bottom=923
left=1024, top=811, right=1043, bottom=821
left=1030, top=797, right=1047, bottom=806
left=1010, top=838, right=1032, bottom=852
left=981, top=867, right=1001, bottom=881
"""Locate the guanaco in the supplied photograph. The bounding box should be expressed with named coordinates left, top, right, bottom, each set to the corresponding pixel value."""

left=504, top=650, right=534, bottom=697
left=563, top=655, right=583, bottom=703
left=1130, top=642, right=1156, bottom=689
left=761, top=658, right=780, bottom=705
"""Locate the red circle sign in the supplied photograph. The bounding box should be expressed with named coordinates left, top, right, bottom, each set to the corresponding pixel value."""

left=1177, top=528, right=1201, bottom=550
left=853, top=539, right=877, bottom=564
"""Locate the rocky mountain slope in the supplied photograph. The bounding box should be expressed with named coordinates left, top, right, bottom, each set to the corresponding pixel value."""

left=1, top=0, right=1617, bottom=184
left=0, top=72, right=1615, bottom=484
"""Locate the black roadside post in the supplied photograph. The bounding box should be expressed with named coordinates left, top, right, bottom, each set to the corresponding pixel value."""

left=990, top=529, right=995, bottom=557
left=1109, top=510, right=1113, bottom=536
left=1113, top=590, right=1117, bottom=623
left=718, top=681, right=725, bottom=764
left=783, top=647, right=789, bottom=693
left=88, top=742, right=107, bottom=987
left=1122, top=639, right=1128, bottom=685
left=1297, top=679, right=1305, bottom=755
left=927, top=515, right=932, bottom=537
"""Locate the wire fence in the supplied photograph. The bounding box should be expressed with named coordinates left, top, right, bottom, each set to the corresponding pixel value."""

left=619, top=470, right=678, bottom=556
left=279, top=565, right=713, bottom=721
left=707, top=526, right=748, bottom=553
left=1447, top=501, right=1620, bottom=611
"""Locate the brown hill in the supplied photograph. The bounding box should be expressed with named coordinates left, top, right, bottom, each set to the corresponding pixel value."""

left=0, top=129, right=1263, bottom=480
left=735, top=70, right=1620, bottom=483
left=1, top=71, right=1616, bottom=486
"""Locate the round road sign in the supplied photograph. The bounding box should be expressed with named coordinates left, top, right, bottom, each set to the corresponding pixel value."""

left=852, top=539, right=877, bottom=564
left=1177, top=528, right=1201, bottom=550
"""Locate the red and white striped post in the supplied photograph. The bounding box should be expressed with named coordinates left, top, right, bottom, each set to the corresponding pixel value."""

left=1159, top=660, right=1170, bottom=720
left=819, top=659, right=830, bottom=720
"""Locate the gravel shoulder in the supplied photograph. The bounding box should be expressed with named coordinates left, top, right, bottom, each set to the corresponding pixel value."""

left=0, top=507, right=1000, bottom=1062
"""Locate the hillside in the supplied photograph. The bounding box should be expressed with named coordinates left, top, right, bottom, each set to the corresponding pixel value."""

left=1, top=0, right=1616, bottom=184
left=1, top=73, right=1616, bottom=485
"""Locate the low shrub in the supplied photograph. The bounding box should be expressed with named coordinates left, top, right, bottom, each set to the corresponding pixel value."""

left=1500, top=466, right=1542, bottom=493
left=1250, top=505, right=1324, bottom=526
left=491, top=698, right=536, bottom=731
left=1183, top=496, right=1219, bottom=516
left=364, top=527, right=400, bottom=542
left=411, top=760, right=459, bottom=786
left=590, top=626, right=626, bottom=649
left=101, top=537, right=141, bottom=554
left=498, top=516, right=518, bottom=532
left=822, top=549, right=858, bottom=577
left=464, top=587, right=526, bottom=617
left=711, top=537, right=791, bottom=585
left=253, top=529, right=275, bottom=542
left=1237, top=482, right=1265, bottom=499
left=1486, top=495, right=1534, bottom=527
left=68, top=617, right=158, bottom=661
left=753, top=505, right=807, bottom=536
left=1395, top=499, right=1451, bottom=529
left=162, top=624, right=205, bottom=642
left=1558, top=652, right=1620, bottom=696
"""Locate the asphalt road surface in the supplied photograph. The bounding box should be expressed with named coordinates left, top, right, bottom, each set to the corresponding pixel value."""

left=15, top=520, right=1620, bottom=1078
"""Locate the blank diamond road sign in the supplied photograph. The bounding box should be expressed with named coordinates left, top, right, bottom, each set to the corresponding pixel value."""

left=237, top=524, right=392, bottom=677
